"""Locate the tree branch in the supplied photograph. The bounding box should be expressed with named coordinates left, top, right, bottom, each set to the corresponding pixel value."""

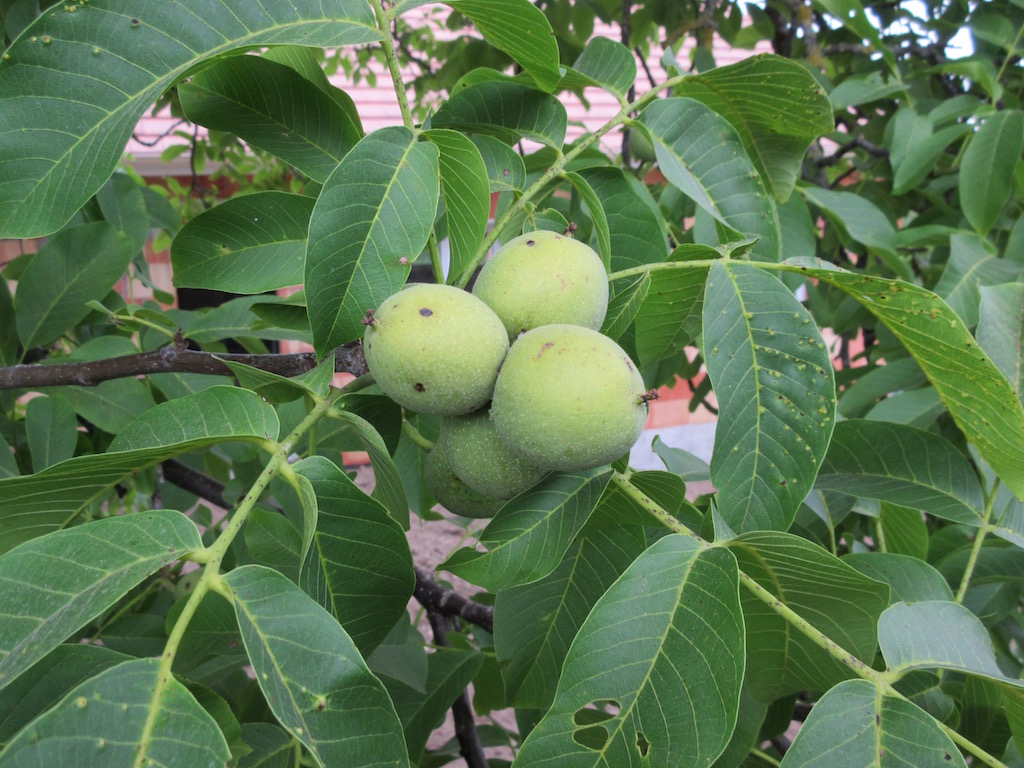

left=427, top=611, right=489, bottom=768
left=0, top=342, right=367, bottom=390
left=414, top=566, right=494, bottom=634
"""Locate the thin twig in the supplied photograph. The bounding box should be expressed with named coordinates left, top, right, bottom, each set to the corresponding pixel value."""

left=427, top=611, right=488, bottom=768
left=0, top=343, right=367, bottom=390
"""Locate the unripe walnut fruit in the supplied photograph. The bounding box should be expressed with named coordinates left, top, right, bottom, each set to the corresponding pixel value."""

left=472, top=230, right=609, bottom=339
left=439, top=410, right=547, bottom=499
left=424, top=446, right=504, bottom=519
left=363, top=283, right=508, bottom=416
left=491, top=325, right=649, bottom=471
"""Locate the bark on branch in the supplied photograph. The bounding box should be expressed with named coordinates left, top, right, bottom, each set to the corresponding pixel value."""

left=0, top=342, right=367, bottom=390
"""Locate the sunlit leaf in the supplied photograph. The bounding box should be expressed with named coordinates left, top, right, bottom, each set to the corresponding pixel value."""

left=514, top=535, right=744, bottom=767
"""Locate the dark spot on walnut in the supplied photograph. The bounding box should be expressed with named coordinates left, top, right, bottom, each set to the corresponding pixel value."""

left=414, top=383, right=425, bottom=392
left=419, top=307, right=433, bottom=317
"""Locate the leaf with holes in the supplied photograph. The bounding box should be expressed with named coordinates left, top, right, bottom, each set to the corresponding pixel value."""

left=493, top=524, right=646, bottom=709
left=513, top=534, right=744, bottom=767
left=703, top=261, right=835, bottom=532
left=0, top=0, right=380, bottom=238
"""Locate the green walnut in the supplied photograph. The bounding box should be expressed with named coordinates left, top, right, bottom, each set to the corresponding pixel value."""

left=363, top=283, right=508, bottom=416
left=439, top=410, right=548, bottom=500
left=424, top=446, right=504, bottom=519
left=472, top=230, right=609, bottom=339
left=491, top=324, right=650, bottom=471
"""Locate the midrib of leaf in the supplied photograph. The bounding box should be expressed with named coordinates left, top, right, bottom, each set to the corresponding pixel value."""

left=324, top=133, right=424, bottom=343
left=507, top=542, right=589, bottom=695
left=720, top=265, right=767, bottom=529
left=580, top=558, right=700, bottom=767
left=13, top=15, right=379, bottom=211
left=481, top=480, right=589, bottom=553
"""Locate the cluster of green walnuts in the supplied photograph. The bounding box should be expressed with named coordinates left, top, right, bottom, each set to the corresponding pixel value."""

left=363, top=230, right=652, bottom=518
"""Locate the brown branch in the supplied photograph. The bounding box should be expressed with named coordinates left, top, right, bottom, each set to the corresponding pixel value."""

left=414, top=566, right=494, bottom=634
left=0, top=342, right=367, bottom=390
left=427, top=611, right=488, bottom=768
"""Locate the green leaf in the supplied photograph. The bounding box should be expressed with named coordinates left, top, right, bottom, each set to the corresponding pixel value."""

left=471, top=134, right=527, bottom=192
left=433, top=80, right=568, bottom=149
left=171, top=192, right=314, bottom=294
left=0, top=644, right=130, bottom=743
left=576, top=167, right=669, bottom=272
left=0, top=510, right=201, bottom=690
left=0, top=386, right=277, bottom=553
left=513, top=534, right=745, bottom=767
left=878, top=502, right=930, bottom=559
left=423, top=129, right=490, bottom=286
left=602, top=274, right=650, bottom=343
left=843, top=553, right=954, bottom=604
left=639, top=98, right=780, bottom=262
left=815, top=420, right=985, bottom=524
left=892, top=124, right=970, bottom=195
left=238, top=723, right=293, bottom=768
left=305, top=126, right=439, bottom=354
left=0, top=0, right=380, bottom=238
left=446, top=0, right=560, bottom=93
left=703, top=261, right=836, bottom=532
left=440, top=467, right=612, bottom=591
left=934, top=232, right=1022, bottom=326
left=960, top=109, right=1024, bottom=235
left=389, top=647, right=483, bottom=763
left=728, top=531, right=889, bottom=700
left=0, top=657, right=230, bottom=766
left=653, top=437, right=713, bottom=483
left=800, top=186, right=907, bottom=280
left=493, top=524, right=646, bottom=709
left=96, top=172, right=150, bottom=253
left=262, top=46, right=364, bottom=132
left=563, top=171, right=612, bottom=269
left=779, top=264, right=1024, bottom=500
left=677, top=54, right=833, bottom=202
left=15, top=221, right=135, bottom=349
left=244, top=506, right=302, bottom=583
left=110, top=385, right=279, bottom=451
left=332, top=410, right=410, bottom=529
left=25, top=394, right=77, bottom=471
left=57, top=378, right=158, bottom=436
left=779, top=679, right=967, bottom=768
left=224, top=565, right=410, bottom=768
left=295, top=456, right=414, bottom=657
left=572, top=37, right=635, bottom=100
left=978, top=283, right=1024, bottom=404
left=0, top=276, right=17, bottom=368
left=179, top=55, right=361, bottom=182
left=633, top=256, right=713, bottom=368
left=878, top=601, right=1006, bottom=680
